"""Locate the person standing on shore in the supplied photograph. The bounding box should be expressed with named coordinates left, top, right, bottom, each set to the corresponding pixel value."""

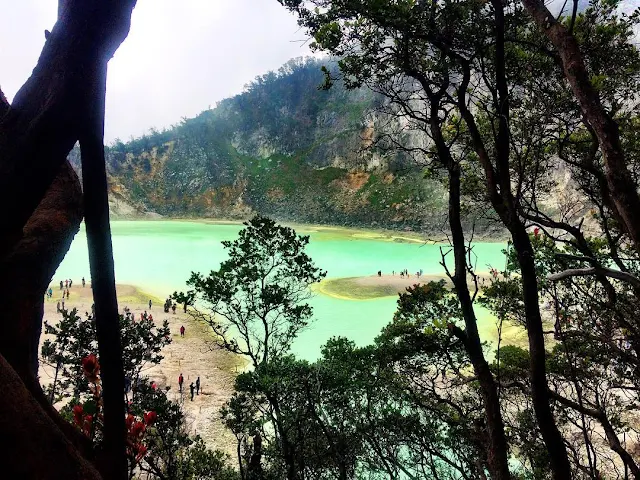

left=148, top=299, right=152, bottom=310
left=195, top=377, right=200, bottom=395
left=178, top=373, right=184, bottom=393
left=189, top=382, right=195, bottom=401
left=82, top=277, right=85, bottom=288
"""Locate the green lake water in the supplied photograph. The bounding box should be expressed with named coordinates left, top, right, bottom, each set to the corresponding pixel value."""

left=54, top=221, right=507, bottom=360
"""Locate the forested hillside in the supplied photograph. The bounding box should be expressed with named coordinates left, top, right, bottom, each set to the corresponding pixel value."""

left=93, top=58, right=454, bottom=231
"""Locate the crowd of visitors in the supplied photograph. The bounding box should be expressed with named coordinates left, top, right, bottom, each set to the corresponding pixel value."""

left=164, top=297, right=178, bottom=314
left=179, top=373, right=201, bottom=401
left=48, top=281, right=204, bottom=404
left=50, top=277, right=79, bottom=308
left=380, top=269, right=424, bottom=278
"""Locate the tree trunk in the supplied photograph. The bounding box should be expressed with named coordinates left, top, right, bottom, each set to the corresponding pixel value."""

left=80, top=60, right=127, bottom=478
left=421, top=93, right=512, bottom=478
left=0, top=160, right=82, bottom=381
left=454, top=3, right=574, bottom=471
left=0, top=0, right=137, bottom=258
left=0, top=1, right=136, bottom=476
left=520, top=0, right=640, bottom=252
left=247, top=433, right=264, bottom=480
left=447, top=163, right=512, bottom=480
left=511, top=227, right=573, bottom=478
left=0, top=353, right=102, bottom=479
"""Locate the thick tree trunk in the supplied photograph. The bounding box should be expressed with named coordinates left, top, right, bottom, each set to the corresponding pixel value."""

left=0, top=353, right=102, bottom=479
left=520, top=0, right=640, bottom=252
left=0, top=159, right=93, bottom=453
left=0, top=0, right=136, bottom=258
left=0, top=2, right=136, bottom=476
left=0, top=160, right=82, bottom=381
left=247, top=433, right=264, bottom=480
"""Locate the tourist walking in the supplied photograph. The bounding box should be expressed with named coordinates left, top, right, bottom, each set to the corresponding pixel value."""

left=196, top=377, right=200, bottom=395
left=59, top=280, right=63, bottom=290
left=66, top=289, right=70, bottom=300
left=180, top=325, right=185, bottom=337
left=189, top=382, right=195, bottom=401
left=69, top=279, right=73, bottom=288
left=149, top=299, right=152, bottom=309
left=172, top=303, right=177, bottom=314
left=56, top=301, right=60, bottom=313
left=82, top=277, right=85, bottom=288
left=178, top=373, right=184, bottom=393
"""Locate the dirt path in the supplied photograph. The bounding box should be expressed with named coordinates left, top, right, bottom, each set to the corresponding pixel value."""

left=40, top=283, right=243, bottom=457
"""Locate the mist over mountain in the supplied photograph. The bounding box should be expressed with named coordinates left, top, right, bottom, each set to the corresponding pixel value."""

left=78, top=58, right=472, bottom=233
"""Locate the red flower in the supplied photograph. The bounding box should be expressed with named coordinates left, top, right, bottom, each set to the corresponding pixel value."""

left=143, top=411, right=157, bottom=426
left=533, top=227, right=540, bottom=236
left=130, top=421, right=146, bottom=439
left=135, top=444, right=148, bottom=462
left=81, top=354, right=100, bottom=378
left=126, top=414, right=136, bottom=430
left=72, top=404, right=84, bottom=425
left=83, top=414, right=93, bottom=436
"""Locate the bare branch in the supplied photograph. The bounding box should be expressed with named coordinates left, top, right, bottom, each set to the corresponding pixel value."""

left=548, top=267, right=640, bottom=289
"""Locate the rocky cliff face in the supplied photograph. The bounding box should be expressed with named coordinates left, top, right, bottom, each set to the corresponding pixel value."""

left=77, top=58, right=456, bottom=231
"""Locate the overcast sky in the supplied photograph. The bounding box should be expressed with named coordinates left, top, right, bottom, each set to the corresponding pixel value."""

left=0, top=0, right=313, bottom=142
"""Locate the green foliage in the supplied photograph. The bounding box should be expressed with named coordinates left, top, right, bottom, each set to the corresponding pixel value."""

left=42, top=309, right=171, bottom=402
left=272, top=0, right=640, bottom=476
left=180, top=437, right=239, bottom=480
left=221, top=277, right=485, bottom=478
left=175, top=216, right=326, bottom=367
left=43, top=308, right=237, bottom=479
left=132, top=382, right=239, bottom=480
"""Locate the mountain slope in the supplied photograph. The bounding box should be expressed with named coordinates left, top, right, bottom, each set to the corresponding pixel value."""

left=96, top=58, right=450, bottom=230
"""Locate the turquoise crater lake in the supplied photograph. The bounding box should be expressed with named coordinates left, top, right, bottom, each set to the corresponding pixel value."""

left=53, top=221, right=507, bottom=360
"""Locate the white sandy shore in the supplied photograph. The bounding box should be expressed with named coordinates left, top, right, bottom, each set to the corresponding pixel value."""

left=40, top=283, right=243, bottom=457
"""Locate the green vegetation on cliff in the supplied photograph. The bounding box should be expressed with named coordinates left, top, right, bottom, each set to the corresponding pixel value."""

left=96, top=58, right=449, bottom=230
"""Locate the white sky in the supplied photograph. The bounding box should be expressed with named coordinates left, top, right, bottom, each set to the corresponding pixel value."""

left=0, top=0, right=313, bottom=142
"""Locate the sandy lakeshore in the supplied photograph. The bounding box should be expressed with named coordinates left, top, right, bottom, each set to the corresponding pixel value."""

left=40, top=283, right=244, bottom=457
left=317, top=272, right=494, bottom=300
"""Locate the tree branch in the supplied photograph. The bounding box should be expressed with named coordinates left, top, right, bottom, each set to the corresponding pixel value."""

left=548, top=267, right=640, bottom=290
